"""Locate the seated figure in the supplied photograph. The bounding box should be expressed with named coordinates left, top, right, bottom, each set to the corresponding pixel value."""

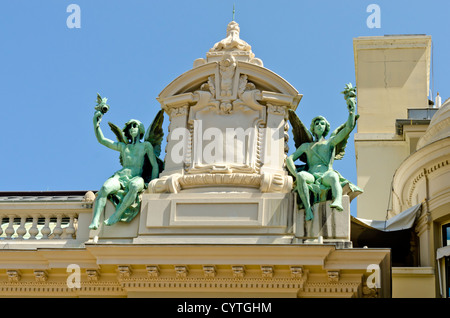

left=89, top=95, right=164, bottom=229
left=286, top=84, right=363, bottom=220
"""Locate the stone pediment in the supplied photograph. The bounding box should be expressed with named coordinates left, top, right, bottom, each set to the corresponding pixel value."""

left=158, top=61, right=301, bottom=108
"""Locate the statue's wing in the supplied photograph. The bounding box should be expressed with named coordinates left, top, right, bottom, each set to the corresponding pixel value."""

left=108, top=122, right=128, bottom=144
left=142, top=155, right=165, bottom=185
left=144, top=110, right=165, bottom=158
left=142, top=110, right=165, bottom=184
left=288, top=109, right=313, bottom=164
left=331, top=114, right=359, bottom=160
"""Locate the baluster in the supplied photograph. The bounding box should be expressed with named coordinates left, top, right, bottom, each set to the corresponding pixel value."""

left=63, top=215, right=76, bottom=239
left=0, top=217, right=4, bottom=237
left=28, top=216, right=39, bottom=239
left=16, top=216, right=27, bottom=239
left=5, top=216, right=15, bottom=239
left=41, top=215, right=51, bottom=239
left=53, top=215, right=63, bottom=239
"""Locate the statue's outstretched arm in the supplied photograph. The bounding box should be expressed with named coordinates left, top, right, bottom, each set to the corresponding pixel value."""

left=93, top=111, right=120, bottom=151
left=330, top=98, right=357, bottom=147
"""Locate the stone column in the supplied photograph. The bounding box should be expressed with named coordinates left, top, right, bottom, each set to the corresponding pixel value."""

left=259, top=92, right=297, bottom=193
left=157, top=93, right=194, bottom=177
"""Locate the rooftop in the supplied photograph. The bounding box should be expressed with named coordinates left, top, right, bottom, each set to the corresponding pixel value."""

left=0, top=191, right=93, bottom=202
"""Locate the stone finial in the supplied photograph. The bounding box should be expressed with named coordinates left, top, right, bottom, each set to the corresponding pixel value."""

left=83, top=191, right=96, bottom=203
left=83, top=191, right=96, bottom=208
left=210, top=21, right=252, bottom=53
left=193, top=21, right=262, bottom=67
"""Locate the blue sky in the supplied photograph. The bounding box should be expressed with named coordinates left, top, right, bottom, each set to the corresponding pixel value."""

left=0, top=1, right=448, bottom=216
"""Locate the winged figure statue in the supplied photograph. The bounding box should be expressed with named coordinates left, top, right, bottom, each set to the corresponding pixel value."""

left=286, top=83, right=362, bottom=221
left=89, top=94, right=165, bottom=229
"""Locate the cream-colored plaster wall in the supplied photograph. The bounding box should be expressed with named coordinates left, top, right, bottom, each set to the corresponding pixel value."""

left=356, top=49, right=429, bottom=134
left=353, top=35, right=431, bottom=220
left=355, top=138, right=409, bottom=220
left=392, top=267, right=436, bottom=298
left=354, top=37, right=431, bottom=135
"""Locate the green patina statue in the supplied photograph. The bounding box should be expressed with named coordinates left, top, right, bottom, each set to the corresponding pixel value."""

left=89, top=94, right=164, bottom=229
left=286, top=83, right=362, bottom=221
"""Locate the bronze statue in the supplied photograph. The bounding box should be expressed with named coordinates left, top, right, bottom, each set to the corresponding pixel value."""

left=89, top=94, right=164, bottom=229
left=286, top=84, right=362, bottom=220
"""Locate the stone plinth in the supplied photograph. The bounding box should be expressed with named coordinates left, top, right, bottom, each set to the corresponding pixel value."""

left=293, top=195, right=351, bottom=247
left=133, top=192, right=294, bottom=244
left=87, top=194, right=354, bottom=248
left=88, top=200, right=140, bottom=243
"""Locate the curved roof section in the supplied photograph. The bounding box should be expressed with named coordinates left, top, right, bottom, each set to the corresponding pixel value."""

left=158, top=61, right=300, bottom=100
left=416, top=97, right=450, bottom=149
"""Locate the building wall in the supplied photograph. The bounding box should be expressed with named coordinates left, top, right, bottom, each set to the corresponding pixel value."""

left=353, top=35, right=431, bottom=221
left=392, top=267, right=436, bottom=298
left=353, top=35, right=450, bottom=298
left=354, top=137, right=409, bottom=220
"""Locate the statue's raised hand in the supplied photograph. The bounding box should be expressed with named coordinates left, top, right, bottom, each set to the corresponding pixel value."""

left=94, top=110, right=103, bottom=128
left=347, top=98, right=356, bottom=113
left=341, top=83, right=356, bottom=113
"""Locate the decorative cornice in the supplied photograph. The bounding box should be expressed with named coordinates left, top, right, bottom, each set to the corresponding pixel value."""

left=407, top=158, right=449, bottom=206
left=392, top=138, right=450, bottom=207
left=261, top=266, right=274, bottom=278
left=232, top=266, right=246, bottom=278
left=327, top=270, right=340, bottom=282
left=146, top=265, right=160, bottom=278
left=0, top=263, right=378, bottom=298
left=302, top=281, right=360, bottom=295
left=202, top=265, right=216, bottom=278
left=178, top=173, right=262, bottom=189
left=117, top=266, right=132, bottom=280
left=175, top=265, right=189, bottom=279
left=86, top=269, right=100, bottom=282
left=6, top=270, right=21, bottom=282
left=34, top=270, right=48, bottom=282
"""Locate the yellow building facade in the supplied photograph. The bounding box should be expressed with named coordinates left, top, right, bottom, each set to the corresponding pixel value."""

left=354, top=35, right=450, bottom=298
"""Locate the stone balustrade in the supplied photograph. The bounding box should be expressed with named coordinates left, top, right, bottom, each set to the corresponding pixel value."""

left=0, top=191, right=95, bottom=245
left=0, top=213, right=78, bottom=240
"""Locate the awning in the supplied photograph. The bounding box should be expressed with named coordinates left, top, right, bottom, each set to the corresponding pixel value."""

left=350, top=204, right=423, bottom=266
left=351, top=204, right=422, bottom=232
left=437, top=245, right=450, bottom=260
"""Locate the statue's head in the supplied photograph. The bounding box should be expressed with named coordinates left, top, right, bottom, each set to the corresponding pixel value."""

left=310, top=116, right=330, bottom=139
left=227, top=21, right=240, bottom=36
left=123, top=119, right=145, bottom=141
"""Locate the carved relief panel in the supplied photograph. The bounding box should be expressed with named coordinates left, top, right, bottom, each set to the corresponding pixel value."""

left=186, top=57, right=266, bottom=176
